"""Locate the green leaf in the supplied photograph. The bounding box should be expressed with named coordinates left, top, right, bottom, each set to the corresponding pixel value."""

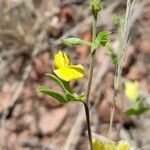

left=65, top=93, right=76, bottom=101
left=106, top=42, right=119, bottom=65
left=110, top=53, right=118, bottom=65
left=97, top=31, right=111, bottom=46
left=60, top=37, right=91, bottom=46
left=92, top=31, right=110, bottom=51
left=65, top=93, right=86, bottom=102
left=37, top=86, right=67, bottom=103
left=124, top=100, right=150, bottom=116
left=39, top=74, right=86, bottom=103
left=112, top=14, right=120, bottom=27
left=46, top=74, right=73, bottom=94
left=78, top=93, right=86, bottom=102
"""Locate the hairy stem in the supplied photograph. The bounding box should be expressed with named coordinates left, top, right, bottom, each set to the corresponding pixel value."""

left=84, top=16, right=97, bottom=150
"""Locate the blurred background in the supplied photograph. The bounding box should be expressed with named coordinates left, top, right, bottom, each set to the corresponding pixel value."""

left=0, top=0, right=150, bottom=149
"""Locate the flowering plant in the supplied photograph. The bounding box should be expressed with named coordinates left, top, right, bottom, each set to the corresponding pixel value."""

left=38, top=50, right=86, bottom=103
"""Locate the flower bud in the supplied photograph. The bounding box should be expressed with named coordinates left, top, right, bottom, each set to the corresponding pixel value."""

left=90, top=0, right=101, bottom=17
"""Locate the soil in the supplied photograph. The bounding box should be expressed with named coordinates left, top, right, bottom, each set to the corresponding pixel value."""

left=0, top=0, right=150, bottom=149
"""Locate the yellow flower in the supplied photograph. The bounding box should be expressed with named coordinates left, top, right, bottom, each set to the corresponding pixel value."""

left=92, top=138, right=132, bottom=150
left=92, top=138, right=105, bottom=150
left=54, top=51, right=85, bottom=81
left=116, top=141, right=130, bottom=150
left=124, top=81, right=139, bottom=102
left=104, top=143, right=116, bottom=150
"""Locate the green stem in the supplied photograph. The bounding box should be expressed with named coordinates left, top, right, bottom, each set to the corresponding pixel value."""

left=84, top=16, right=97, bottom=150
left=86, top=53, right=95, bottom=101
left=86, top=17, right=97, bottom=101
left=83, top=41, right=92, bottom=47
left=92, top=17, right=97, bottom=43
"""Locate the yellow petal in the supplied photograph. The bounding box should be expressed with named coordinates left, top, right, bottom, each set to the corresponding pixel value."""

left=104, top=143, right=116, bottom=150
left=124, top=81, right=139, bottom=102
left=92, top=138, right=105, bottom=150
left=116, top=141, right=130, bottom=150
left=54, top=51, right=70, bottom=68
left=54, top=65, right=84, bottom=81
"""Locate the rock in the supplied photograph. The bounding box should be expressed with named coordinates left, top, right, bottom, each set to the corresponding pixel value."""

left=6, top=133, right=18, bottom=150
left=103, top=72, right=114, bottom=88
left=59, top=4, right=74, bottom=23
left=139, top=79, right=150, bottom=93
left=126, top=62, right=146, bottom=80
left=11, top=57, right=23, bottom=74
left=33, top=58, right=45, bottom=76
left=0, top=82, right=12, bottom=111
left=29, top=69, right=38, bottom=81
left=20, top=86, right=32, bottom=99
left=142, top=8, right=150, bottom=21
left=137, top=39, right=150, bottom=54
left=39, top=107, right=67, bottom=135
left=29, top=52, right=51, bottom=81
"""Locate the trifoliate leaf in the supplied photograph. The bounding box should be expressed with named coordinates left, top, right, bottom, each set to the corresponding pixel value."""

left=112, top=14, right=120, bottom=27
left=92, top=31, right=110, bottom=51
left=97, top=31, right=111, bottom=46
left=124, top=99, right=150, bottom=116
left=106, top=42, right=119, bottom=65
